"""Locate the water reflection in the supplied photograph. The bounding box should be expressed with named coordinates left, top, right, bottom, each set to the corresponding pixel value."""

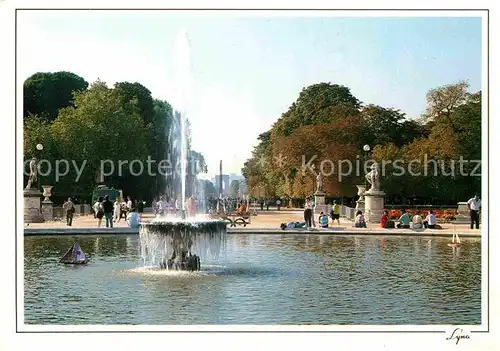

left=24, top=234, right=481, bottom=325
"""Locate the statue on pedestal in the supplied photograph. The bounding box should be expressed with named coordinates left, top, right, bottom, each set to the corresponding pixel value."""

left=25, top=157, right=37, bottom=189
left=365, top=162, right=380, bottom=192
left=316, top=173, right=323, bottom=193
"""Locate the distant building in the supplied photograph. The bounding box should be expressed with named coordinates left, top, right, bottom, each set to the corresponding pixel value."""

left=229, top=173, right=245, bottom=184
left=214, top=174, right=230, bottom=197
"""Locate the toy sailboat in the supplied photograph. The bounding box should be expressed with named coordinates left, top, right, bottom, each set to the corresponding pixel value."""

left=60, top=242, right=90, bottom=264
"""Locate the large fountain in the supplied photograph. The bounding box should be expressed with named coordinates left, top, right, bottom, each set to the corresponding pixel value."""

left=139, top=30, right=227, bottom=271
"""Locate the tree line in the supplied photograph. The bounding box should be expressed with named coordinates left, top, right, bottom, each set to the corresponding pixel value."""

left=242, top=81, right=481, bottom=205
left=23, top=71, right=208, bottom=204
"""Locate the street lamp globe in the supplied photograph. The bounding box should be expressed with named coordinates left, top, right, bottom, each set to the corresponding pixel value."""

left=363, top=144, right=371, bottom=152
left=36, top=143, right=44, bottom=151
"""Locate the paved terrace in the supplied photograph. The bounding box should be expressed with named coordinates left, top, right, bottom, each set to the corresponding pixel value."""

left=24, top=209, right=482, bottom=238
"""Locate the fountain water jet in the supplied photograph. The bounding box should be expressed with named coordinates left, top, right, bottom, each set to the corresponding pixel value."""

left=139, top=30, right=227, bottom=271
left=140, top=218, right=226, bottom=271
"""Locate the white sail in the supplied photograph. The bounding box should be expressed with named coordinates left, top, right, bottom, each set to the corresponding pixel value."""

left=73, top=242, right=87, bottom=263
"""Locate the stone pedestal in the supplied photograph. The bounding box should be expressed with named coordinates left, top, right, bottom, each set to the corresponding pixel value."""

left=314, top=191, right=330, bottom=215
left=41, top=185, right=54, bottom=221
left=355, top=184, right=366, bottom=212
left=364, top=189, right=386, bottom=223
left=455, top=202, right=470, bottom=224
left=41, top=201, right=54, bottom=221
left=24, top=188, right=44, bottom=223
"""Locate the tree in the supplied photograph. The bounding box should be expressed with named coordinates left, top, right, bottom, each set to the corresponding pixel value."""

left=360, top=104, right=424, bottom=147
left=272, top=82, right=361, bottom=137
left=24, top=71, right=88, bottom=121
left=51, top=80, right=150, bottom=195
left=114, top=82, right=155, bottom=124
left=422, top=80, right=469, bottom=124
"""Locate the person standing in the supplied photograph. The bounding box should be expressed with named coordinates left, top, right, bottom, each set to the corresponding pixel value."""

left=304, top=197, right=313, bottom=228
left=137, top=199, right=145, bottom=219
left=93, top=197, right=104, bottom=227
left=126, top=196, right=133, bottom=212
left=62, top=197, right=74, bottom=226
left=102, top=195, right=114, bottom=228
left=330, top=201, right=341, bottom=226
left=113, top=198, right=121, bottom=222
left=467, top=194, right=481, bottom=229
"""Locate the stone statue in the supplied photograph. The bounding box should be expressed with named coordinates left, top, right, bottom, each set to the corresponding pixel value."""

left=316, top=173, right=323, bottom=192
left=25, top=157, right=37, bottom=189
left=365, top=162, right=380, bottom=192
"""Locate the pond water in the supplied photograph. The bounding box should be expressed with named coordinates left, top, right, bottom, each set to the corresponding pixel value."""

left=24, top=234, right=481, bottom=325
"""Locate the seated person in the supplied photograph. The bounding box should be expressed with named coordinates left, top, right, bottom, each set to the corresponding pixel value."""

left=424, top=210, right=437, bottom=229
left=280, top=222, right=307, bottom=230
left=396, top=209, right=410, bottom=228
left=127, top=208, right=140, bottom=228
left=412, top=211, right=424, bottom=229
left=354, top=210, right=367, bottom=228
left=380, top=210, right=395, bottom=228
left=237, top=203, right=247, bottom=214
left=318, top=212, right=329, bottom=228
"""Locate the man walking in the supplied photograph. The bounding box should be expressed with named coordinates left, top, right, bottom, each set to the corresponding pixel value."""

left=467, top=194, right=481, bottom=229
left=102, top=195, right=114, bottom=228
left=62, top=197, right=74, bottom=226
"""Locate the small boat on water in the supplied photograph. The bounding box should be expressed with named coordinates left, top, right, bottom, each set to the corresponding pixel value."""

left=60, top=242, right=90, bottom=264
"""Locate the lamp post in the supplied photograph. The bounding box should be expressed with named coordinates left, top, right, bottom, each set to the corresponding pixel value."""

left=363, top=144, right=370, bottom=189
left=36, top=143, right=43, bottom=191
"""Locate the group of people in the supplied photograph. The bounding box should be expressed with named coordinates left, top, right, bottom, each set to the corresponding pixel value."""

left=281, top=199, right=341, bottom=230
left=93, top=195, right=143, bottom=228
left=153, top=196, right=200, bottom=217
left=283, top=194, right=480, bottom=231
left=379, top=209, right=437, bottom=229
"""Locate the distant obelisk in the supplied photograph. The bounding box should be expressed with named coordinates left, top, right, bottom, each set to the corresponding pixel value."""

left=219, top=160, right=223, bottom=198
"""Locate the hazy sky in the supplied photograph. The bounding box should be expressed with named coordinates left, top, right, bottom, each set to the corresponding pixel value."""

left=18, top=11, right=482, bottom=178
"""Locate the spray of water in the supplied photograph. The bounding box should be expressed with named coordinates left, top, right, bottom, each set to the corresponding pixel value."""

left=138, top=30, right=227, bottom=271
left=174, top=29, right=192, bottom=210
left=139, top=220, right=227, bottom=268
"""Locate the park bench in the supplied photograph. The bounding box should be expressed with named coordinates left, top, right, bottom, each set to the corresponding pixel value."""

left=213, top=212, right=252, bottom=227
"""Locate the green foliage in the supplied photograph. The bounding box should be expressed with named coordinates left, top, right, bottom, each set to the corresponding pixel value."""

left=52, top=80, right=148, bottom=164
left=360, top=105, right=425, bottom=147
left=114, top=81, right=155, bottom=123
left=273, top=82, right=361, bottom=137
left=50, top=80, right=150, bottom=194
left=24, top=71, right=88, bottom=121
left=243, top=80, right=482, bottom=205
left=23, top=72, right=207, bottom=202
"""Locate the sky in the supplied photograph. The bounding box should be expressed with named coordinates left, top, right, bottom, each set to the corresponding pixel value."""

left=17, top=11, right=482, bottom=179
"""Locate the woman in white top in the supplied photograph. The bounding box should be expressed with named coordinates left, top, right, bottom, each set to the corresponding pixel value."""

left=113, top=199, right=121, bottom=222
left=354, top=210, right=367, bottom=228
left=424, top=210, right=437, bottom=229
